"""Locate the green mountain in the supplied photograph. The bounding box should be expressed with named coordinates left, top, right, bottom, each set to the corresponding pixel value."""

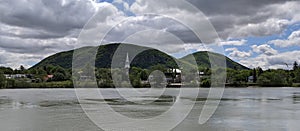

left=31, top=43, right=178, bottom=69
left=180, top=51, right=249, bottom=70
left=31, top=43, right=249, bottom=70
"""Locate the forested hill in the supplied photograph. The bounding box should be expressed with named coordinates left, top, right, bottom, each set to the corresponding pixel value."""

left=31, top=43, right=178, bottom=69
left=180, top=51, right=249, bottom=70
left=31, top=43, right=249, bottom=70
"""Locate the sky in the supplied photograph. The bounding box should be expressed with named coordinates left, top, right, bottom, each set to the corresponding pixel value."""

left=0, top=0, right=300, bottom=70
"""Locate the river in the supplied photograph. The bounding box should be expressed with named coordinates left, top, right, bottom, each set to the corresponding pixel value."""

left=0, top=88, right=300, bottom=131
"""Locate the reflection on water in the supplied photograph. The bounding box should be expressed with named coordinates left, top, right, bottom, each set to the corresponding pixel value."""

left=39, top=100, right=80, bottom=107
left=292, top=92, right=300, bottom=104
left=187, top=97, right=282, bottom=102
left=84, top=95, right=176, bottom=106
left=0, top=96, right=11, bottom=105
left=84, top=95, right=177, bottom=119
left=0, top=88, right=300, bottom=130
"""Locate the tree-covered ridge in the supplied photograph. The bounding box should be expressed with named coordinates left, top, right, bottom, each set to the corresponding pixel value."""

left=31, top=43, right=178, bottom=70
left=1, top=61, right=300, bottom=88
left=180, top=51, right=249, bottom=70
left=31, top=50, right=74, bottom=69
left=31, top=43, right=245, bottom=70
left=4, top=43, right=279, bottom=89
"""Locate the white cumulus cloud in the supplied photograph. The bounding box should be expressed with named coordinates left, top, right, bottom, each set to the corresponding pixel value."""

left=269, top=30, right=300, bottom=47
left=218, top=39, right=247, bottom=46
left=251, top=44, right=278, bottom=56
left=225, top=48, right=252, bottom=59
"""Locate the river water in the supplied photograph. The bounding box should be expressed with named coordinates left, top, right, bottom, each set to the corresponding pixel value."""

left=0, top=88, right=300, bottom=131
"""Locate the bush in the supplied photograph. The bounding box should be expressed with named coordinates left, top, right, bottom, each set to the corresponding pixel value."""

left=52, top=72, right=66, bottom=81
left=258, top=71, right=290, bottom=87
left=200, top=78, right=211, bottom=87
left=0, top=73, right=6, bottom=88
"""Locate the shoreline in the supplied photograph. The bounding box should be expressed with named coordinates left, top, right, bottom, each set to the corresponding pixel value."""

left=1, top=86, right=298, bottom=89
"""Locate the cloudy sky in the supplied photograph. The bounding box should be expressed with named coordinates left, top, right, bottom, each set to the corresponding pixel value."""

left=0, top=0, right=300, bottom=70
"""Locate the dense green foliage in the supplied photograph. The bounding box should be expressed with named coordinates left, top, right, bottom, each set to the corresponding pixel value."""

left=32, top=44, right=178, bottom=70
left=180, top=51, right=249, bottom=70
left=293, top=69, right=300, bottom=83
left=1, top=64, right=300, bottom=88
left=0, top=64, right=73, bottom=88
left=0, top=71, right=6, bottom=88
left=0, top=67, right=13, bottom=74
left=226, top=68, right=250, bottom=86
left=251, top=66, right=300, bottom=87
left=0, top=43, right=299, bottom=88
left=32, top=50, right=74, bottom=69
left=31, top=44, right=245, bottom=71
left=257, top=69, right=291, bottom=87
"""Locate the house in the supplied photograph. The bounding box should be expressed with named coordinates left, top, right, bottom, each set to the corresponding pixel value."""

left=145, top=68, right=182, bottom=85
left=44, top=75, right=54, bottom=81
left=79, top=75, right=93, bottom=81
left=248, top=76, right=254, bottom=83
left=199, top=72, right=205, bottom=75
left=4, top=74, right=27, bottom=79
left=4, top=74, right=11, bottom=79
left=4, top=74, right=36, bottom=83
left=165, top=68, right=182, bottom=84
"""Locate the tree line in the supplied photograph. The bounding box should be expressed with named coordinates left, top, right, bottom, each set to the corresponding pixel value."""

left=0, top=65, right=72, bottom=88
left=1, top=62, right=300, bottom=88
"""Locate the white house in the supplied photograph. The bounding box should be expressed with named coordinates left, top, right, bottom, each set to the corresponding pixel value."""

left=4, top=74, right=27, bottom=79
left=248, top=76, right=254, bottom=83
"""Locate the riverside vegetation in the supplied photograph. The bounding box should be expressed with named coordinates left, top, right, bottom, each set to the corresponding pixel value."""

left=0, top=44, right=299, bottom=88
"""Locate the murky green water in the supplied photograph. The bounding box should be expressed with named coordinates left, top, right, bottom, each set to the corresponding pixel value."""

left=0, top=88, right=300, bottom=131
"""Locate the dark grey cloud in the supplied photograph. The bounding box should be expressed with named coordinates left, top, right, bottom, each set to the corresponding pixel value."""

left=130, top=0, right=300, bottom=39
left=0, top=0, right=299, bottom=68
left=0, top=36, right=75, bottom=54
left=102, top=15, right=201, bottom=44
left=0, top=29, right=68, bottom=40
left=186, top=0, right=297, bottom=38
left=0, top=0, right=101, bottom=68
left=187, top=0, right=285, bottom=16
left=0, top=0, right=96, bottom=39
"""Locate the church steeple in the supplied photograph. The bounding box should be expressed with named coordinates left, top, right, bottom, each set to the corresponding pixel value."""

left=125, top=53, right=130, bottom=69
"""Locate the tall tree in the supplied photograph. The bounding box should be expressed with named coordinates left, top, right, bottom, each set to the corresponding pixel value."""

left=20, top=65, right=25, bottom=72
left=257, top=67, right=263, bottom=77
left=293, top=68, right=300, bottom=83
left=293, top=61, right=299, bottom=71
left=140, top=69, right=149, bottom=81
left=0, top=71, right=6, bottom=88
left=253, top=68, right=257, bottom=83
left=19, top=65, right=28, bottom=74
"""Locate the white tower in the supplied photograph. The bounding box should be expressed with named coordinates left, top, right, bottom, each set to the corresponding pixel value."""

left=125, top=53, right=130, bottom=69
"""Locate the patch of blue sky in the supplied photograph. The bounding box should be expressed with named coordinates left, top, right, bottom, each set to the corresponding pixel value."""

left=96, top=0, right=136, bottom=16
left=272, top=22, right=300, bottom=53
left=224, top=22, right=300, bottom=58
left=113, top=2, right=135, bottom=16
left=284, top=22, right=300, bottom=37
